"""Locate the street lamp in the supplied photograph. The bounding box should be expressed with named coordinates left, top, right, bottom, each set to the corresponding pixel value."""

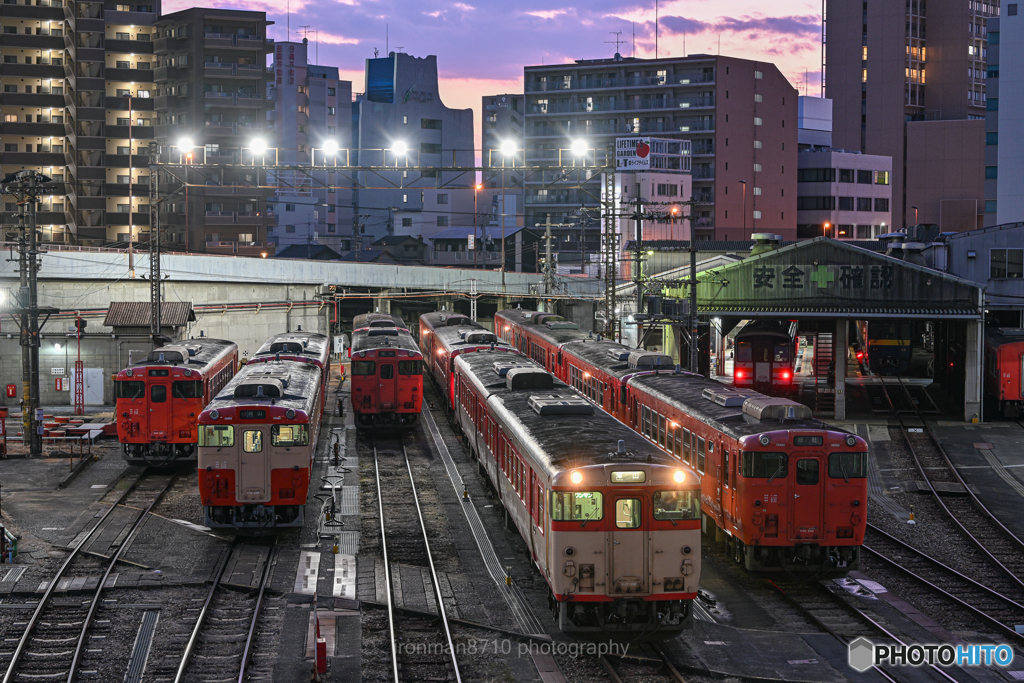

left=738, top=180, right=747, bottom=233
left=500, top=139, right=517, bottom=158
left=824, top=221, right=831, bottom=238
left=570, top=139, right=588, bottom=157
left=474, top=183, right=483, bottom=270
left=250, top=137, right=267, bottom=157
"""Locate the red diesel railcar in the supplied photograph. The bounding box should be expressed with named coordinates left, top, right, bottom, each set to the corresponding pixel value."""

left=985, top=327, right=1024, bottom=418
left=115, top=340, right=238, bottom=465
left=349, top=322, right=423, bottom=429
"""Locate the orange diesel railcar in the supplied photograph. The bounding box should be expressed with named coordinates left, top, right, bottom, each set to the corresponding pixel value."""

left=496, top=309, right=868, bottom=575
left=115, top=340, right=238, bottom=465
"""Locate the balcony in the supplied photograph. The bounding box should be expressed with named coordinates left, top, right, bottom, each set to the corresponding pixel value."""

left=203, top=33, right=265, bottom=49
left=0, top=92, right=64, bottom=107
left=105, top=125, right=154, bottom=139
left=107, top=98, right=154, bottom=111
left=105, top=211, right=150, bottom=226
left=530, top=95, right=714, bottom=115
left=525, top=72, right=715, bottom=92
left=0, top=63, right=65, bottom=79
left=203, top=211, right=267, bottom=226
left=104, top=9, right=156, bottom=26
left=526, top=193, right=592, bottom=205
left=0, top=122, right=66, bottom=137
left=105, top=153, right=152, bottom=168
left=0, top=1, right=63, bottom=19
left=105, top=67, right=153, bottom=82
left=104, top=38, right=154, bottom=54
left=0, top=151, right=66, bottom=166
left=0, top=34, right=63, bottom=49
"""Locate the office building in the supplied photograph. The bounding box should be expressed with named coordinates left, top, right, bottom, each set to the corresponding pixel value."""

left=152, top=8, right=273, bottom=255
left=523, top=53, right=798, bottom=243
left=798, top=96, right=833, bottom=149
left=0, top=0, right=162, bottom=245
left=267, top=39, right=352, bottom=252
left=986, top=10, right=1024, bottom=225
left=350, top=52, right=474, bottom=247
left=797, top=149, right=893, bottom=239
left=826, top=0, right=992, bottom=231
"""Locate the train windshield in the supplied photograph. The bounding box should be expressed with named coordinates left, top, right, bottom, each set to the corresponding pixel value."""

left=399, top=360, right=422, bottom=375
left=352, top=361, right=376, bottom=376
left=736, top=342, right=752, bottom=362
left=271, top=424, right=309, bottom=447
left=550, top=491, right=604, bottom=521
left=773, top=344, right=791, bottom=362
left=172, top=380, right=202, bottom=399
left=199, top=425, right=234, bottom=447
left=653, top=491, right=700, bottom=520
left=116, top=380, right=145, bottom=399
left=741, top=452, right=788, bottom=478
left=828, top=452, right=869, bottom=479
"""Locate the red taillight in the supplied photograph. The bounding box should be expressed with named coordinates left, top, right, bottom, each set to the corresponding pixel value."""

left=781, top=372, right=791, bottom=380
left=279, top=488, right=295, bottom=499
left=735, top=371, right=745, bottom=379
left=856, top=352, right=864, bottom=360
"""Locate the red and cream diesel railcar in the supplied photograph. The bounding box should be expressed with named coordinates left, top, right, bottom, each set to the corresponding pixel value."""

left=352, top=312, right=409, bottom=332
left=496, top=309, right=868, bottom=575
left=418, top=311, right=516, bottom=410
left=349, top=324, right=423, bottom=429
left=453, top=350, right=701, bottom=638
left=247, top=332, right=332, bottom=411
left=197, top=357, right=325, bottom=530
left=115, top=340, right=238, bottom=465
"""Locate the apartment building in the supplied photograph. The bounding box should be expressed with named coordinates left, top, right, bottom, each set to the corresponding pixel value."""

left=826, top=0, right=993, bottom=230
left=266, top=39, right=352, bottom=252
left=523, top=53, right=798, bottom=243
left=0, top=0, right=161, bottom=245
left=152, top=8, right=272, bottom=255
left=796, top=149, right=893, bottom=239
left=481, top=93, right=524, bottom=192
left=986, top=9, right=1024, bottom=225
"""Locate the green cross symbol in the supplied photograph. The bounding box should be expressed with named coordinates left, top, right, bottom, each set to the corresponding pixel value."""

left=810, top=265, right=834, bottom=289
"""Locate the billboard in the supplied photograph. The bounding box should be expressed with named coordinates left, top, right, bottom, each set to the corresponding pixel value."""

left=615, top=137, right=690, bottom=171
left=616, top=137, right=653, bottom=170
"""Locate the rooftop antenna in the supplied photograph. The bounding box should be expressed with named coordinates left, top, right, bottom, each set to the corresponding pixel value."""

left=396, top=46, right=404, bottom=53
left=655, top=0, right=658, bottom=58
left=632, top=22, right=635, bottom=57
left=286, top=0, right=290, bottom=45
left=606, top=30, right=625, bottom=56
left=386, top=23, right=388, bottom=55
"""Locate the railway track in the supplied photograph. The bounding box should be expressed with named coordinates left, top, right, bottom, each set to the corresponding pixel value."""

left=1, top=469, right=177, bottom=683
left=169, top=539, right=278, bottom=683
left=373, top=435, right=462, bottom=683
left=600, top=643, right=688, bottom=683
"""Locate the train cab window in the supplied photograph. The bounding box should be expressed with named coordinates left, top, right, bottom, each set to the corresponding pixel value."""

left=614, top=498, right=642, bottom=528
left=116, top=381, right=145, bottom=399
left=398, top=360, right=421, bottom=375
left=774, top=344, right=791, bottom=362
left=828, top=452, right=868, bottom=479
left=795, top=459, right=819, bottom=485
left=653, top=491, right=700, bottom=520
left=352, top=360, right=376, bottom=376
left=380, top=364, right=394, bottom=379
left=742, top=452, right=787, bottom=478
left=199, top=425, right=234, bottom=447
left=172, top=380, right=202, bottom=399
left=658, top=415, right=667, bottom=448
left=242, top=430, right=263, bottom=453
left=150, top=384, right=167, bottom=403
left=550, top=491, right=603, bottom=521
left=271, top=424, right=309, bottom=447
left=683, top=429, right=691, bottom=464
left=696, top=437, right=706, bottom=473
left=736, top=342, right=752, bottom=362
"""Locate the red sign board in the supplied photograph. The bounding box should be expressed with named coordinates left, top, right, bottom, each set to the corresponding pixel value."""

left=5, top=384, right=15, bottom=398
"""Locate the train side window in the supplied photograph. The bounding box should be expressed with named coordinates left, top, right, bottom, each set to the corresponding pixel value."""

left=696, top=437, right=706, bottom=473
left=614, top=498, right=642, bottom=528
left=352, top=360, right=375, bottom=375
left=673, top=425, right=682, bottom=457
left=199, top=425, right=234, bottom=447
left=380, top=364, right=394, bottom=379
left=828, top=452, right=868, bottom=479
left=242, top=430, right=263, bottom=453
left=683, top=429, right=691, bottom=464
left=741, top=452, right=787, bottom=478
left=796, top=458, right=819, bottom=485
left=172, top=380, right=202, bottom=399
left=150, top=384, right=167, bottom=403
left=658, top=415, right=667, bottom=448
left=116, top=380, right=145, bottom=399
left=724, top=451, right=730, bottom=487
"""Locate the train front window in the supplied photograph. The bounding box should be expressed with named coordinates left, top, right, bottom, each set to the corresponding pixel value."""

left=271, top=425, right=309, bottom=447
left=774, top=344, right=791, bottom=362
left=736, top=342, right=752, bottom=362
left=242, top=430, right=263, bottom=453
left=614, top=499, right=642, bottom=529
left=172, top=380, right=202, bottom=399
left=199, top=425, right=234, bottom=447
left=742, top=452, right=788, bottom=479
left=150, top=384, right=166, bottom=403
left=352, top=360, right=376, bottom=376
left=653, top=491, right=700, bottom=520
left=399, top=360, right=421, bottom=375
left=116, top=380, right=145, bottom=399
left=796, top=458, right=819, bottom=485
left=550, top=491, right=603, bottom=522
left=829, top=452, right=868, bottom=479
left=380, top=364, right=394, bottom=379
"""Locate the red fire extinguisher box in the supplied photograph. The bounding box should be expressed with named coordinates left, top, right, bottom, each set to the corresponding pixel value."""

left=5, top=385, right=15, bottom=398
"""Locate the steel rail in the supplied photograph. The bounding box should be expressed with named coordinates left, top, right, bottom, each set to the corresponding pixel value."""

left=1, top=468, right=159, bottom=683
left=401, top=440, right=463, bottom=683
left=237, top=543, right=279, bottom=683
left=171, top=538, right=240, bottom=683
left=878, top=378, right=1024, bottom=593
left=373, top=441, right=401, bottom=683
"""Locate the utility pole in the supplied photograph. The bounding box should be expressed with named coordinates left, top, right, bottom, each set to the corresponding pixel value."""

left=3, top=171, right=56, bottom=456
left=148, top=141, right=163, bottom=345
left=543, top=218, right=553, bottom=298
left=630, top=195, right=645, bottom=317
left=602, top=154, right=618, bottom=341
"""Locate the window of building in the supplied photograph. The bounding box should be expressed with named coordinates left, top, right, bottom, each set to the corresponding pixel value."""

left=285, top=225, right=296, bottom=233
left=988, top=98, right=998, bottom=111
left=986, top=166, right=999, bottom=179
left=752, top=210, right=762, bottom=219
left=797, top=168, right=836, bottom=183
left=1010, top=4, right=1019, bottom=15
left=797, top=196, right=836, bottom=210
left=987, top=132, right=998, bottom=145
left=754, top=93, right=762, bottom=102
left=839, top=169, right=854, bottom=183
left=327, top=106, right=335, bottom=115
left=874, top=198, right=889, bottom=212
left=753, top=163, right=762, bottom=172
left=437, top=193, right=449, bottom=204
left=754, top=117, right=762, bottom=126
left=402, top=217, right=412, bottom=227
left=328, top=87, right=336, bottom=96
left=402, top=115, right=408, bottom=124
left=437, top=216, right=449, bottom=227
left=402, top=194, right=408, bottom=203
left=656, top=183, right=678, bottom=196
left=856, top=197, right=872, bottom=211
left=856, top=170, right=872, bottom=184
left=986, top=200, right=998, bottom=214
left=874, top=171, right=890, bottom=185
left=991, top=249, right=1024, bottom=278
left=754, top=70, right=763, bottom=79
left=285, top=203, right=295, bottom=211
left=753, top=140, right=762, bottom=149
left=116, top=60, right=130, bottom=69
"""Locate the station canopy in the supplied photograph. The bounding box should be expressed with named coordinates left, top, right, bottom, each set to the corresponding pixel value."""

left=685, top=238, right=982, bottom=319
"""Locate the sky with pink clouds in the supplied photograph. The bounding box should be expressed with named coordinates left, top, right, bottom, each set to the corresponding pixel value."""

left=168, top=0, right=825, bottom=144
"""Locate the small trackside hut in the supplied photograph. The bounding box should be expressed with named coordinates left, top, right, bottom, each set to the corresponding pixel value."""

left=453, top=350, right=702, bottom=639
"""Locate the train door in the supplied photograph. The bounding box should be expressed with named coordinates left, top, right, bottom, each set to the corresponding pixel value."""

left=148, top=379, right=170, bottom=438
left=789, top=454, right=825, bottom=541
left=755, top=345, right=771, bottom=390
left=378, top=356, right=397, bottom=410
left=238, top=427, right=270, bottom=501
left=609, top=495, right=648, bottom=593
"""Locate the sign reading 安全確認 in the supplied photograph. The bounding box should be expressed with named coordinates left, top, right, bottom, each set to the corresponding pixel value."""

left=616, top=137, right=653, bottom=170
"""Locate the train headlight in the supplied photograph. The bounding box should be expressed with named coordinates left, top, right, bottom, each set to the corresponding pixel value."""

left=570, top=470, right=583, bottom=485
left=126, top=369, right=133, bottom=377
left=184, top=368, right=192, bottom=376
left=759, top=435, right=770, bottom=446
left=286, top=409, right=296, bottom=419
left=673, top=469, right=686, bottom=483
left=846, top=435, right=857, bottom=447
left=209, top=410, right=219, bottom=420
